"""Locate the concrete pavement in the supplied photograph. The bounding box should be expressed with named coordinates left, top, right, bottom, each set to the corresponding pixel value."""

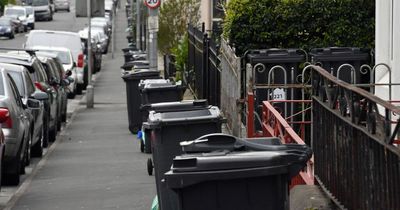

left=10, top=2, right=156, bottom=210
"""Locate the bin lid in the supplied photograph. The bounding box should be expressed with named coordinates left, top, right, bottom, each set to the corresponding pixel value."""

left=310, top=47, right=370, bottom=61
left=141, top=100, right=209, bottom=112
left=170, top=151, right=287, bottom=173
left=180, top=133, right=283, bottom=153
left=147, top=106, right=221, bottom=125
left=121, top=69, right=160, bottom=80
left=139, top=78, right=169, bottom=87
left=246, top=48, right=305, bottom=64
left=141, top=83, right=183, bottom=92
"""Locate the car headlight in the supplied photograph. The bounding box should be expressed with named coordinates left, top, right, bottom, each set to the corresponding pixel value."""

left=6, top=28, right=11, bottom=32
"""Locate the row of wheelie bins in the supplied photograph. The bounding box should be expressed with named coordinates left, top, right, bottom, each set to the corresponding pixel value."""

left=122, top=72, right=313, bottom=210
left=121, top=34, right=312, bottom=210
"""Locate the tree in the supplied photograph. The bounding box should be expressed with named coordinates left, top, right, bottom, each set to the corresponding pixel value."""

left=158, top=0, right=200, bottom=55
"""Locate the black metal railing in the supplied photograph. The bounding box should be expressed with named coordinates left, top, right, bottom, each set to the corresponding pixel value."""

left=311, top=65, right=400, bottom=210
left=187, top=24, right=221, bottom=106
left=163, top=54, right=176, bottom=79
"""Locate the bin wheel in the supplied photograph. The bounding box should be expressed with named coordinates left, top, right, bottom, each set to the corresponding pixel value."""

left=140, top=139, right=144, bottom=153
left=147, top=158, right=153, bottom=176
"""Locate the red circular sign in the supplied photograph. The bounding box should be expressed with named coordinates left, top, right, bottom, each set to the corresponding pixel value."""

left=144, top=0, right=161, bottom=9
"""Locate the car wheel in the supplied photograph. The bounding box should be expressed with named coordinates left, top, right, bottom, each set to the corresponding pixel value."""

left=49, top=116, right=57, bottom=142
left=3, top=155, right=21, bottom=185
left=50, top=16, right=53, bottom=21
left=24, top=26, right=28, bottom=32
left=67, top=8, right=70, bottom=12
left=62, top=104, right=67, bottom=122
left=67, top=91, right=76, bottom=99
left=42, top=113, right=50, bottom=148
left=76, top=84, right=83, bottom=95
left=57, top=114, right=62, bottom=131
left=31, top=24, right=35, bottom=30
left=9, top=33, right=14, bottom=39
left=24, top=132, right=32, bottom=167
left=31, top=129, right=43, bottom=157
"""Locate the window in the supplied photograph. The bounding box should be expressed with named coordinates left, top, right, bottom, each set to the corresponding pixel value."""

left=24, top=71, right=35, bottom=95
left=8, top=71, right=25, bottom=96
left=7, top=74, right=23, bottom=108
left=0, top=73, right=5, bottom=96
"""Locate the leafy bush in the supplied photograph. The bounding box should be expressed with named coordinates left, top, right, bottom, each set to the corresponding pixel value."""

left=171, top=34, right=188, bottom=81
left=223, top=0, right=375, bottom=55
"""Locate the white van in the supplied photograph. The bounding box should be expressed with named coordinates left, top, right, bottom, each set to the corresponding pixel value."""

left=25, top=30, right=86, bottom=94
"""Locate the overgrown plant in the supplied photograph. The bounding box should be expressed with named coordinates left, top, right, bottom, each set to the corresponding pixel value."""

left=158, top=0, right=200, bottom=55
left=171, top=34, right=189, bottom=81
left=223, top=0, right=375, bottom=55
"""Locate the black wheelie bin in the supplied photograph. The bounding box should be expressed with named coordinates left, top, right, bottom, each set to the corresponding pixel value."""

left=138, top=79, right=185, bottom=153
left=164, top=133, right=312, bottom=210
left=310, top=47, right=371, bottom=84
left=143, top=106, right=224, bottom=210
left=140, top=100, right=207, bottom=154
left=121, top=69, right=160, bottom=134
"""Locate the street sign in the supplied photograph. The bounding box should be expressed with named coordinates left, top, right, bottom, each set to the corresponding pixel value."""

left=144, top=0, right=161, bottom=9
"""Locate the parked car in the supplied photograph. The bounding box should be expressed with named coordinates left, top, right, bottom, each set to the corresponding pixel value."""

left=80, top=27, right=109, bottom=54
left=23, top=6, right=35, bottom=29
left=54, top=0, right=70, bottom=12
left=1, top=63, right=47, bottom=160
left=91, top=17, right=111, bottom=32
left=24, top=0, right=53, bottom=21
left=0, top=52, right=57, bottom=147
left=2, top=9, right=26, bottom=33
left=36, top=56, right=64, bottom=134
left=25, top=30, right=87, bottom=94
left=0, top=125, right=5, bottom=188
left=0, top=68, right=33, bottom=185
left=3, top=6, right=29, bottom=32
left=32, top=46, right=77, bottom=99
left=78, top=29, right=103, bottom=73
left=37, top=54, right=68, bottom=126
left=0, top=18, right=16, bottom=39
left=91, top=20, right=110, bottom=38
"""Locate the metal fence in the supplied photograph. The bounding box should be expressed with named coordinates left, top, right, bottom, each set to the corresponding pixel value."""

left=311, top=65, right=400, bottom=210
left=187, top=24, right=221, bottom=107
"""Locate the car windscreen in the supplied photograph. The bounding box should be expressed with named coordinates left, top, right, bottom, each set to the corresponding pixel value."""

left=7, top=71, right=25, bottom=96
left=25, top=8, right=34, bottom=15
left=32, top=0, right=49, bottom=6
left=5, top=8, right=25, bottom=16
left=0, top=19, right=11, bottom=26
left=26, top=32, right=82, bottom=61
left=40, top=50, right=71, bottom=65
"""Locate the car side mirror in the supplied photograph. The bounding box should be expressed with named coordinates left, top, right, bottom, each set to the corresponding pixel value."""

left=26, top=14, right=29, bottom=18
left=72, top=62, right=77, bottom=68
left=65, top=70, right=72, bottom=76
left=32, top=91, right=49, bottom=100
left=27, top=98, right=41, bottom=109
left=61, top=78, right=70, bottom=86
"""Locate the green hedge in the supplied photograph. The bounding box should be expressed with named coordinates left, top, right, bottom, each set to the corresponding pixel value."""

left=223, top=0, right=375, bottom=55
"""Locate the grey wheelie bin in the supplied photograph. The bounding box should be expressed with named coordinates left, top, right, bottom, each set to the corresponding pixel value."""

left=138, top=79, right=185, bottom=153
left=164, top=133, right=312, bottom=210
left=143, top=106, right=224, bottom=210
left=121, top=69, right=160, bottom=134
left=140, top=100, right=207, bottom=154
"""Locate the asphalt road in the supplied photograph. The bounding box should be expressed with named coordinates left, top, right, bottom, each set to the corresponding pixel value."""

left=0, top=0, right=156, bottom=209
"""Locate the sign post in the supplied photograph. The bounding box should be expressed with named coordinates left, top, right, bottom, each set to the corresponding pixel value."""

left=144, top=0, right=160, bottom=71
left=86, top=0, right=94, bottom=108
